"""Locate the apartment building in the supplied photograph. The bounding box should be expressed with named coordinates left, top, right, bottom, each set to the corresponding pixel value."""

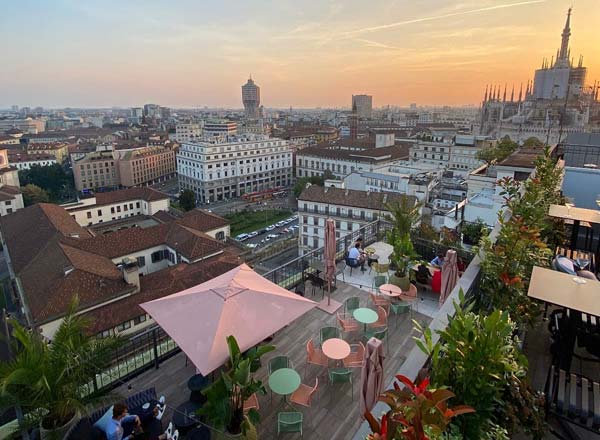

left=72, top=145, right=176, bottom=191
left=448, top=135, right=494, bottom=172
left=0, top=135, right=20, bottom=145
left=116, top=146, right=176, bottom=187
left=297, top=184, right=416, bottom=253
left=26, top=142, right=70, bottom=163
left=8, top=152, right=57, bottom=170
left=203, top=121, right=237, bottom=137
left=0, top=149, right=24, bottom=215
left=0, top=201, right=238, bottom=339
left=61, top=187, right=170, bottom=226
left=0, top=117, right=46, bottom=134
left=177, top=134, right=292, bottom=203
left=296, top=143, right=409, bottom=179
left=409, top=138, right=452, bottom=167
left=72, top=150, right=119, bottom=191
left=175, top=122, right=203, bottom=143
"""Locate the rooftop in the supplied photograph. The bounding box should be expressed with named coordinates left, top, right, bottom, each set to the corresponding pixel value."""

left=298, top=185, right=416, bottom=211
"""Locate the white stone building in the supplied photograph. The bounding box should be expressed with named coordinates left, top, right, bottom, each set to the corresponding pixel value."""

left=175, top=122, right=203, bottom=143
left=177, top=135, right=292, bottom=203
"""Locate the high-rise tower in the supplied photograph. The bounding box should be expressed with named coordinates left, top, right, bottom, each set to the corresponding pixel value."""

left=242, top=77, right=260, bottom=119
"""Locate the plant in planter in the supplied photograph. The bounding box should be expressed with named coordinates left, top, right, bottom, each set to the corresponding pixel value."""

left=0, top=298, right=121, bottom=439
left=365, top=374, right=474, bottom=440
left=461, top=218, right=488, bottom=246
left=199, top=336, right=275, bottom=438
left=414, top=292, right=546, bottom=439
left=388, top=233, right=419, bottom=291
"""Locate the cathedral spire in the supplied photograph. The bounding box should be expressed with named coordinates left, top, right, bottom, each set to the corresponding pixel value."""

left=559, top=7, right=571, bottom=61
left=503, top=84, right=507, bottom=102
left=510, top=84, right=515, bottom=102
left=518, top=83, right=523, bottom=102
left=484, top=84, right=488, bottom=102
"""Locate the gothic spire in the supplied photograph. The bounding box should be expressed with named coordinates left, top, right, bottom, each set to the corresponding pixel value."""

left=503, top=84, right=507, bottom=102
left=510, top=84, right=515, bottom=102
left=518, top=83, right=523, bottom=102
left=559, top=8, right=572, bottom=61
left=484, top=84, right=488, bottom=102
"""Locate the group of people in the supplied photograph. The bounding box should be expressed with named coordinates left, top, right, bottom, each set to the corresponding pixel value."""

left=414, top=250, right=465, bottom=286
left=105, top=403, right=175, bottom=440
left=346, top=237, right=367, bottom=270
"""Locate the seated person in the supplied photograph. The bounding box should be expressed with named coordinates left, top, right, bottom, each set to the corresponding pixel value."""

left=106, top=403, right=141, bottom=440
left=348, top=237, right=364, bottom=253
left=415, top=263, right=432, bottom=284
left=430, top=251, right=445, bottom=267
left=457, top=257, right=466, bottom=274
left=347, top=243, right=366, bottom=270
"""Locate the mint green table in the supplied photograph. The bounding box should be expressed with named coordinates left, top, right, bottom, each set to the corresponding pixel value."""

left=269, top=368, right=301, bottom=403
left=353, top=307, right=378, bottom=331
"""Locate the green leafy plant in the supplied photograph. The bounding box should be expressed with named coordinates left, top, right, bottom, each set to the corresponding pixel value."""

left=414, top=292, right=546, bottom=439
left=365, top=375, right=474, bottom=440
left=178, top=189, right=196, bottom=211
left=461, top=219, right=488, bottom=246
left=0, top=298, right=121, bottom=437
left=199, top=336, right=275, bottom=435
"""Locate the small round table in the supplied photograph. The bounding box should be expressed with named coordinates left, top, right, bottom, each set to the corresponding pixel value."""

left=188, top=374, right=209, bottom=404
left=379, top=283, right=402, bottom=298
left=322, top=338, right=351, bottom=361
left=353, top=307, right=378, bottom=331
left=268, top=368, right=301, bottom=402
left=173, top=400, right=202, bottom=434
left=367, top=254, right=379, bottom=267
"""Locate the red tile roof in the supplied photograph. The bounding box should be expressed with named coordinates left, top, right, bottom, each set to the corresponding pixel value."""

left=94, top=187, right=169, bottom=206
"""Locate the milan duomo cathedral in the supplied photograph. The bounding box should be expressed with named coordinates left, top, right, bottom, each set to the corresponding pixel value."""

left=478, top=8, right=600, bottom=144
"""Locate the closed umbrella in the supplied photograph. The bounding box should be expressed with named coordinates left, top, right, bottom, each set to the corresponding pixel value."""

left=440, top=249, right=459, bottom=305
left=360, top=337, right=385, bottom=417
left=324, top=217, right=336, bottom=306
left=141, top=263, right=317, bottom=375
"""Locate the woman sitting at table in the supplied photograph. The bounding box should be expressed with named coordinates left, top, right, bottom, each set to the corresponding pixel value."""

left=430, top=251, right=445, bottom=267
left=347, top=243, right=366, bottom=270
left=415, top=263, right=432, bottom=285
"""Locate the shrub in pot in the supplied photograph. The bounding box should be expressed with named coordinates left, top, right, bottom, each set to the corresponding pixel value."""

left=199, top=336, right=274, bottom=438
left=388, top=233, right=419, bottom=291
left=461, top=219, right=487, bottom=246
left=0, top=298, right=121, bottom=439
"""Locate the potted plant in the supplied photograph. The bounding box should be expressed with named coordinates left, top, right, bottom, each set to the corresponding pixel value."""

left=365, top=374, right=474, bottom=439
left=461, top=219, right=487, bottom=246
left=199, top=336, right=275, bottom=439
left=388, top=233, right=419, bottom=291
left=0, top=298, right=121, bottom=439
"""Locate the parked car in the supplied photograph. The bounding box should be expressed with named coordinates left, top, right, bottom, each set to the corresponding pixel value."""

left=248, top=231, right=258, bottom=238
left=275, top=221, right=286, bottom=227
left=257, top=228, right=267, bottom=235
left=235, top=233, right=250, bottom=241
left=246, top=243, right=258, bottom=249
left=267, top=234, right=279, bottom=239
left=266, top=225, right=275, bottom=231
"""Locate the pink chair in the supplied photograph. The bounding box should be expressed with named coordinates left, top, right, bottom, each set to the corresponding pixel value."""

left=343, top=342, right=365, bottom=368
left=305, top=339, right=328, bottom=378
left=243, top=393, right=260, bottom=412
left=368, top=306, right=388, bottom=330
left=337, top=312, right=360, bottom=334
left=290, top=377, right=319, bottom=408
left=369, top=292, right=390, bottom=308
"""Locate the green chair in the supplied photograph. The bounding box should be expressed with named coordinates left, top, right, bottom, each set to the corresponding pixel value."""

left=364, top=327, right=389, bottom=354
left=328, top=367, right=353, bottom=400
left=278, top=412, right=303, bottom=436
left=268, top=355, right=292, bottom=375
left=389, top=301, right=411, bottom=325
left=372, top=275, right=387, bottom=293
left=319, top=326, right=341, bottom=344
left=344, top=296, right=360, bottom=313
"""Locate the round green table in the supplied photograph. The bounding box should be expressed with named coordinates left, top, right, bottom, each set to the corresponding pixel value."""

left=353, top=307, right=378, bottom=331
left=268, top=368, right=301, bottom=402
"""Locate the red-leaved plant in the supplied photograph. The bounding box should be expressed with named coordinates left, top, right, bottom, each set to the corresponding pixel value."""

left=365, top=375, right=474, bottom=440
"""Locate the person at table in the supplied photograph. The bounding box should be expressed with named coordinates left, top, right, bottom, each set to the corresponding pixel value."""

left=430, top=251, right=445, bottom=267
left=348, top=243, right=366, bottom=270
left=415, top=263, right=432, bottom=285
left=106, top=403, right=142, bottom=440
left=348, top=237, right=364, bottom=253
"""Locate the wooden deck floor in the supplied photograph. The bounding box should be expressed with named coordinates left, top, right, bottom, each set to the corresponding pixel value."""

left=116, top=281, right=431, bottom=440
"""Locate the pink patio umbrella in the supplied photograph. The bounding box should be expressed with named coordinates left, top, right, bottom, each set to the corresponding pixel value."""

left=324, top=217, right=336, bottom=306
left=440, top=249, right=459, bottom=305
left=360, top=337, right=385, bottom=417
left=140, top=263, right=317, bottom=375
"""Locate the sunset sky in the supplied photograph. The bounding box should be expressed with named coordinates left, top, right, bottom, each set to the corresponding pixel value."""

left=1, top=0, right=598, bottom=108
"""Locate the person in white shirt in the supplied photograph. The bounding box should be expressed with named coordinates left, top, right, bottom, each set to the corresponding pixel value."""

left=347, top=243, right=366, bottom=270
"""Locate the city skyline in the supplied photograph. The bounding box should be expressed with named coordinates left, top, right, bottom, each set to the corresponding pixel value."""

left=2, top=0, right=599, bottom=108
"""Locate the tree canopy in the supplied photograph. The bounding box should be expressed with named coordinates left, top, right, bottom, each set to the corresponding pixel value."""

left=21, top=184, right=50, bottom=206
left=476, top=136, right=518, bottom=167
left=293, top=169, right=334, bottom=198
left=178, top=189, right=196, bottom=211
left=19, top=164, right=75, bottom=202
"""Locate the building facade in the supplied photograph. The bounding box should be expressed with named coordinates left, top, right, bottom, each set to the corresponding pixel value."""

left=203, top=121, right=238, bottom=137
left=175, top=122, right=203, bottom=143
left=72, top=151, right=119, bottom=191
left=0, top=149, right=24, bottom=215
left=8, top=152, right=58, bottom=170
left=177, top=135, right=292, bottom=203
left=26, top=142, right=70, bottom=163
left=116, top=146, right=176, bottom=187
left=0, top=117, right=45, bottom=134
left=352, top=95, right=373, bottom=119
left=242, top=77, right=261, bottom=119
left=297, top=184, right=416, bottom=253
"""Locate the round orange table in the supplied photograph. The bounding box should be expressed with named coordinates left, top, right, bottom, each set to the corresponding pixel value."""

left=379, top=283, right=402, bottom=298
left=322, top=338, right=351, bottom=360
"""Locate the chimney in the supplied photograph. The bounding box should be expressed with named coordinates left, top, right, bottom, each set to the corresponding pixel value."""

left=121, top=257, right=140, bottom=293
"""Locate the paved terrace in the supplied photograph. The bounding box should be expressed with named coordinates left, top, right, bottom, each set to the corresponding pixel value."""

left=116, top=280, right=431, bottom=440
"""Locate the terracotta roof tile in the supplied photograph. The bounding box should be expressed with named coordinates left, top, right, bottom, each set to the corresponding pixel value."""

left=178, top=209, right=230, bottom=232
left=94, top=187, right=169, bottom=206
left=298, top=185, right=416, bottom=211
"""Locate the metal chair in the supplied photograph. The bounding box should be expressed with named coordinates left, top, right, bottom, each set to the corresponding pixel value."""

left=268, top=355, right=292, bottom=375
left=278, top=412, right=303, bottom=436
left=364, top=327, right=389, bottom=354
left=389, top=300, right=411, bottom=325
left=344, top=296, right=360, bottom=313
left=337, top=312, right=360, bottom=334
left=243, top=393, right=260, bottom=413
left=290, top=377, right=319, bottom=408
left=343, top=342, right=365, bottom=368
left=305, top=339, right=328, bottom=378
left=369, top=292, right=390, bottom=309
left=328, top=367, right=353, bottom=400
left=372, top=275, right=387, bottom=293
left=319, top=326, right=341, bottom=344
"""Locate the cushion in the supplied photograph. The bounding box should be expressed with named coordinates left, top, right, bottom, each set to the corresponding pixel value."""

left=555, top=256, right=576, bottom=275
left=93, top=406, right=113, bottom=434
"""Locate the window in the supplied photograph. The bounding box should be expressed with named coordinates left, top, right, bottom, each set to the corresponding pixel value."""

left=151, top=250, right=164, bottom=263
left=137, top=256, right=146, bottom=267
left=117, top=206, right=121, bottom=212
left=86, top=212, right=92, bottom=219
left=97, top=209, right=102, bottom=216
left=133, top=314, right=147, bottom=325
left=215, top=231, right=225, bottom=240
left=116, top=321, right=132, bottom=332
left=136, top=202, right=140, bottom=208
left=129, top=203, right=133, bottom=210
left=124, top=205, right=128, bottom=212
